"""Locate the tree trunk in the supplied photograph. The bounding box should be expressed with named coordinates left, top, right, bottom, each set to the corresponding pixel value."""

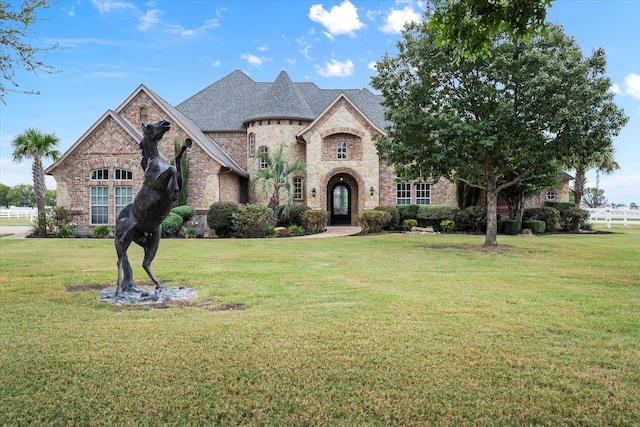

left=484, top=184, right=499, bottom=247
left=573, top=167, right=586, bottom=208
left=267, top=187, right=281, bottom=227
left=32, top=155, right=47, bottom=236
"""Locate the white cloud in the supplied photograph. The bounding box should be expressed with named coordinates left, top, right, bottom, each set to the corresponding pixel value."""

left=91, top=0, right=135, bottom=14
left=624, top=73, right=640, bottom=99
left=166, top=18, right=220, bottom=38
left=611, top=82, right=622, bottom=95
left=380, top=6, right=421, bottom=34
left=368, top=61, right=377, bottom=71
left=241, top=53, right=265, bottom=67
left=309, top=0, right=364, bottom=39
left=318, top=59, right=354, bottom=77
left=138, top=9, right=161, bottom=31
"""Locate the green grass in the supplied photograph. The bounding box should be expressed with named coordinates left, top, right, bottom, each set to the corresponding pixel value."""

left=1, top=227, right=639, bottom=425
left=0, top=217, right=34, bottom=226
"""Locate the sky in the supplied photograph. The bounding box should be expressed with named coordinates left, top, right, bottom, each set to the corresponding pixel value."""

left=1, top=0, right=638, bottom=205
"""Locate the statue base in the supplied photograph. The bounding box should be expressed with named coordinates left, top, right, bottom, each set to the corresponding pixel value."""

left=100, top=286, right=198, bottom=304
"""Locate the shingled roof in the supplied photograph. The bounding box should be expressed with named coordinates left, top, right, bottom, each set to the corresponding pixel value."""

left=175, top=70, right=389, bottom=132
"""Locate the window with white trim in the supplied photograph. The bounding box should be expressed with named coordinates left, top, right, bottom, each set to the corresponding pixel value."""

left=396, top=182, right=411, bottom=205
left=249, top=133, right=255, bottom=157
left=115, top=169, right=132, bottom=180
left=115, top=187, right=133, bottom=218
left=293, top=177, right=303, bottom=201
left=90, top=169, right=109, bottom=180
left=337, top=141, right=347, bottom=159
left=90, top=186, right=109, bottom=224
left=416, top=183, right=431, bottom=205
left=259, top=146, right=268, bottom=169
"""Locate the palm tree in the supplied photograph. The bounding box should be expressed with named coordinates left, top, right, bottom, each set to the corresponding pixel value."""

left=254, top=145, right=306, bottom=227
left=12, top=128, right=60, bottom=236
left=567, top=146, right=619, bottom=209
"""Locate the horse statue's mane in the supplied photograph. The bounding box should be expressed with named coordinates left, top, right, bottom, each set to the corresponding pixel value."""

left=114, top=119, right=191, bottom=297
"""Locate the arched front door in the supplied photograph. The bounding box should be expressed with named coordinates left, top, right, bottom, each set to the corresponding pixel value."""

left=331, top=183, right=351, bottom=225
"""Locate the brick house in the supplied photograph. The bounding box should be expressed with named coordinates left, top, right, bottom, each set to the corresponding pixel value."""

left=46, top=70, right=570, bottom=235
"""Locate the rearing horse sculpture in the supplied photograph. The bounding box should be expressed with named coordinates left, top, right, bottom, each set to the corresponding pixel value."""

left=115, top=119, right=191, bottom=296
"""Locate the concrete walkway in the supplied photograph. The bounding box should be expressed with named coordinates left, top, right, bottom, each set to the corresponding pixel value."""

left=0, top=225, right=362, bottom=239
left=0, top=226, right=33, bottom=239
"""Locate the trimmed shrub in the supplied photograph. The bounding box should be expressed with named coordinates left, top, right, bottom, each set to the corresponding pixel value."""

left=397, top=204, right=420, bottom=222
left=277, top=204, right=311, bottom=227
left=561, top=207, right=589, bottom=231
left=523, top=207, right=560, bottom=232
left=56, top=223, right=75, bottom=238
left=522, top=220, right=546, bottom=234
left=162, top=212, right=183, bottom=235
left=500, top=220, right=521, bottom=235
left=417, top=204, right=453, bottom=229
left=232, top=204, right=272, bottom=238
left=439, top=219, right=455, bottom=232
left=172, top=205, right=196, bottom=221
left=264, top=226, right=277, bottom=238
left=454, top=206, right=487, bottom=232
left=92, top=225, right=111, bottom=238
left=375, top=205, right=400, bottom=230
left=355, top=210, right=390, bottom=234
left=184, top=225, right=197, bottom=238
left=402, top=219, right=418, bottom=231
left=207, top=202, right=239, bottom=237
left=302, top=210, right=329, bottom=235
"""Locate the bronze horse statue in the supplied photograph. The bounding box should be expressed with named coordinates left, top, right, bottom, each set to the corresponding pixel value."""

left=115, top=119, right=191, bottom=296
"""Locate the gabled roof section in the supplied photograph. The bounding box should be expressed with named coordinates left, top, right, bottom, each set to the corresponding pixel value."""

left=117, top=84, right=247, bottom=177
left=46, top=110, right=139, bottom=175
left=296, top=93, right=387, bottom=141
left=175, top=69, right=390, bottom=132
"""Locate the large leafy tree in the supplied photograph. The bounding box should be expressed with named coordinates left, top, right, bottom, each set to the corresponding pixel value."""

left=428, top=0, right=553, bottom=61
left=0, top=0, right=59, bottom=104
left=372, top=22, right=627, bottom=246
left=12, top=128, right=60, bottom=236
left=254, top=146, right=306, bottom=227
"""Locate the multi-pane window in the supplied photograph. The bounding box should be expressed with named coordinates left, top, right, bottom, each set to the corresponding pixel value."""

left=415, top=183, right=431, bottom=205
left=546, top=191, right=556, bottom=201
left=396, top=183, right=411, bottom=205
left=249, top=133, right=255, bottom=157
left=259, top=146, right=268, bottom=169
left=115, top=169, right=132, bottom=180
left=337, top=141, right=347, bottom=159
left=293, top=177, right=303, bottom=201
left=115, top=187, right=133, bottom=219
left=90, top=186, right=109, bottom=224
left=90, top=169, right=109, bottom=180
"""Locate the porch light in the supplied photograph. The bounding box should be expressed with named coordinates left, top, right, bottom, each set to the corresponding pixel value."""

left=370, top=186, right=375, bottom=196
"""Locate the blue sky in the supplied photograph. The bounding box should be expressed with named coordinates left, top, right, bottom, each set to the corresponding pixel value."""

left=1, top=0, right=638, bottom=205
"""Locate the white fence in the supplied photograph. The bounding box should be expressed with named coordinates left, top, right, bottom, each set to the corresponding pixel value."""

left=0, top=208, right=38, bottom=220
left=584, top=208, right=640, bottom=227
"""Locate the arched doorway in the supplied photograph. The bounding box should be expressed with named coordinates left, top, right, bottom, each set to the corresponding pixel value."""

left=330, top=182, right=351, bottom=225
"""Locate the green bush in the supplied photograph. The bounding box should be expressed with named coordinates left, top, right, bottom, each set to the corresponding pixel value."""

left=172, top=205, right=196, bottom=221
left=523, top=207, right=560, bottom=231
left=500, top=220, right=521, bottom=235
left=355, top=210, right=390, bottom=234
left=402, top=219, right=418, bottom=231
left=92, top=225, right=111, bottom=238
left=522, top=220, right=546, bottom=234
left=561, top=207, right=589, bottom=231
left=302, top=210, right=329, bottom=234
left=56, top=223, right=75, bottom=238
left=232, top=204, right=272, bottom=238
left=288, top=224, right=305, bottom=236
left=453, top=206, right=487, bottom=232
left=184, top=225, right=197, bottom=238
left=162, top=212, right=183, bottom=235
left=417, top=204, right=453, bottom=229
left=264, top=226, right=277, bottom=238
left=397, top=204, right=419, bottom=222
left=440, top=219, right=455, bottom=232
left=207, top=202, right=239, bottom=237
left=277, top=204, right=311, bottom=227
left=374, top=206, right=400, bottom=230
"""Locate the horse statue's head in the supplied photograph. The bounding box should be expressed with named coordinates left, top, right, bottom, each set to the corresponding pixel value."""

left=139, top=119, right=171, bottom=169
